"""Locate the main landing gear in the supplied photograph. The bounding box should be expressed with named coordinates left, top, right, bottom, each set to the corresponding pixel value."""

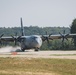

left=35, top=48, right=40, bottom=51
left=21, top=48, right=25, bottom=52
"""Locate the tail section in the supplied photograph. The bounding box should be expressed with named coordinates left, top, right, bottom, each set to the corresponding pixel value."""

left=20, top=18, right=25, bottom=36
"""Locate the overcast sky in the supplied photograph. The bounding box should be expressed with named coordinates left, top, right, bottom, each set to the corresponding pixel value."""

left=0, top=0, right=76, bottom=27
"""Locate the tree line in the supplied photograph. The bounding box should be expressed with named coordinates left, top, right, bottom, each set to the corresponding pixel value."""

left=0, top=26, right=70, bottom=36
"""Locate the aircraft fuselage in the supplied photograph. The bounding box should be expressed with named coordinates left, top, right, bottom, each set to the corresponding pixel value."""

left=20, top=35, right=42, bottom=51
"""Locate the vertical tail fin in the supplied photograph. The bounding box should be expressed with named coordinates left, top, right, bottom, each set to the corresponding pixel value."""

left=20, top=18, right=25, bottom=36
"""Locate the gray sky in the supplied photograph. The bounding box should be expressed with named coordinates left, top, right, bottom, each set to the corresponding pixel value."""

left=0, top=0, right=76, bottom=27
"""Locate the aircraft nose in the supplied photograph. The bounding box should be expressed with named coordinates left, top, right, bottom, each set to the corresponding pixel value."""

left=35, top=37, right=42, bottom=48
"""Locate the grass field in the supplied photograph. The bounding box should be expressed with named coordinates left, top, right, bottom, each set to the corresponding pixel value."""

left=0, top=58, right=76, bottom=75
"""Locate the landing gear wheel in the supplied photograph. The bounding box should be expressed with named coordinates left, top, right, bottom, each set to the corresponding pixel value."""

left=21, top=48, right=25, bottom=52
left=35, top=48, right=39, bottom=51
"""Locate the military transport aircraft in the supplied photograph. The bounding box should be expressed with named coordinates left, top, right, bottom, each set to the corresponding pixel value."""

left=0, top=18, right=76, bottom=51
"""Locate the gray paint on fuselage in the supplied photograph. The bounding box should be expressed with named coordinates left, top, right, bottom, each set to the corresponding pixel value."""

left=20, top=35, right=42, bottom=50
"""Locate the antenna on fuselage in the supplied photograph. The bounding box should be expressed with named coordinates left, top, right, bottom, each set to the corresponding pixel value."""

left=20, top=17, right=25, bottom=36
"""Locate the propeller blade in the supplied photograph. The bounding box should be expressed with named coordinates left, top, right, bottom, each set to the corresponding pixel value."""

left=62, top=37, right=65, bottom=43
left=11, top=36, right=17, bottom=45
left=11, top=33, right=18, bottom=45
left=49, top=34, right=53, bottom=40
left=65, top=34, right=69, bottom=37
left=46, top=37, right=49, bottom=43
left=11, top=35, right=15, bottom=40
left=65, top=34, right=69, bottom=41
left=17, top=36, right=22, bottom=42
left=49, top=33, right=52, bottom=37
left=65, top=38, right=68, bottom=41
left=42, top=35, right=46, bottom=41
left=63, top=30, right=65, bottom=34
left=0, top=34, right=4, bottom=45
left=0, top=34, right=4, bottom=38
left=59, top=32, right=63, bottom=37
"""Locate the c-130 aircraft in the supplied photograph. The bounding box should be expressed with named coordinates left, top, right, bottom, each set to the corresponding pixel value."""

left=0, top=18, right=76, bottom=51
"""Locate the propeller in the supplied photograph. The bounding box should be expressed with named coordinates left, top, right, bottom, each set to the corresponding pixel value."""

left=59, top=30, right=69, bottom=43
left=11, top=33, right=21, bottom=45
left=42, top=31, right=53, bottom=46
left=0, top=34, right=4, bottom=44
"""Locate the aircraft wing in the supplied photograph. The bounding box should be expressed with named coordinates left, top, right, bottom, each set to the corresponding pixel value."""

left=1, top=37, right=14, bottom=42
left=0, top=36, right=26, bottom=42
left=41, top=34, right=76, bottom=41
left=50, top=34, right=76, bottom=39
left=1, top=34, right=76, bottom=42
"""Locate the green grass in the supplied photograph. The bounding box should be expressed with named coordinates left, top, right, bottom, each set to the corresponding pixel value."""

left=0, top=58, right=76, bottom=75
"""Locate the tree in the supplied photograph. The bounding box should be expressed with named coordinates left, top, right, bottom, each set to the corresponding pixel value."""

left=70, top=19, right=76, bottom=47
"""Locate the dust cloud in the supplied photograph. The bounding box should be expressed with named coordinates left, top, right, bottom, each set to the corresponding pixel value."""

left=0, top=46, right=21, bottom=53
